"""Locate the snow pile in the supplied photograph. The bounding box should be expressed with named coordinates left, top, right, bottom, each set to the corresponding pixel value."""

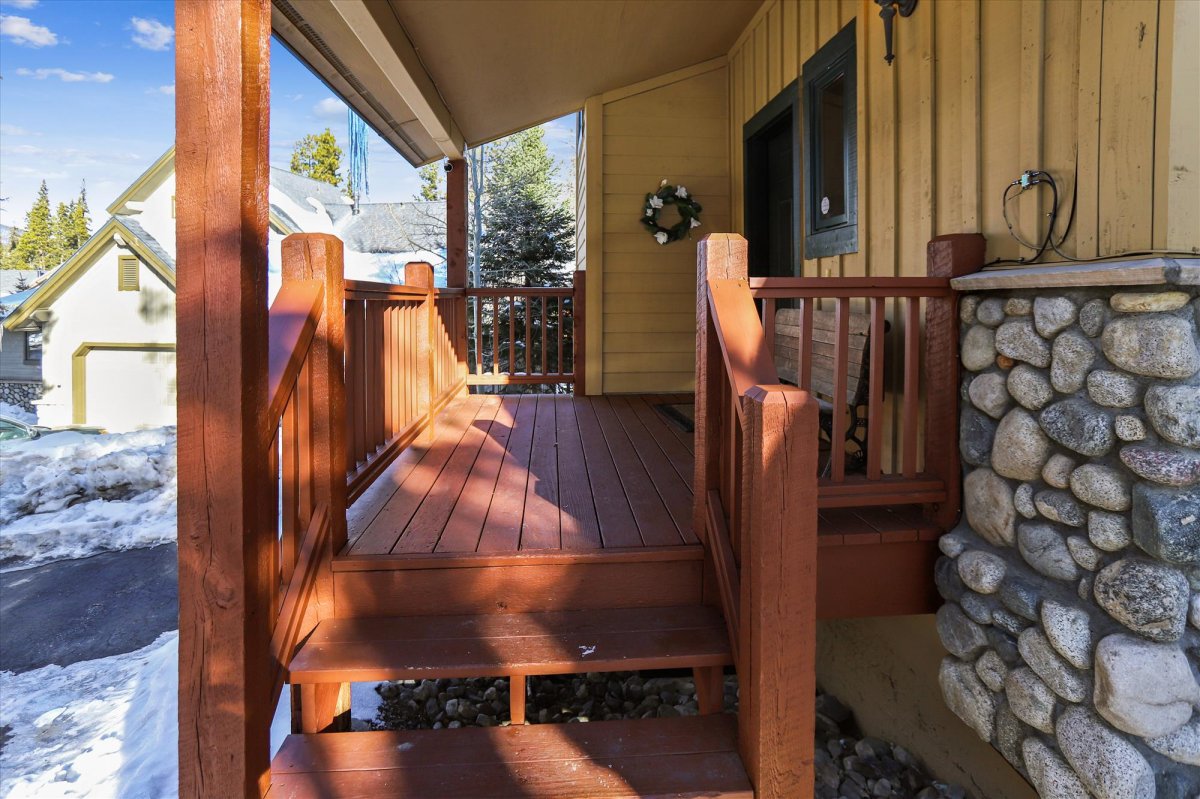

left=0, top=632, right=179, bottom=799
left=0, top=401, right=36, bottom=425
left=0, top=428, right=177, bottom=569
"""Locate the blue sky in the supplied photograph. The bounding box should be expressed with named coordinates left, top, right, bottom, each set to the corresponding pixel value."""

left=0, top=0, right=576, bottom=230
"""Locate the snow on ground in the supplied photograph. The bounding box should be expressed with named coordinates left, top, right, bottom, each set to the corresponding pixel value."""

left=0, top=402, right=36, bottom=425
left=0, top=428, right=176, bottom=570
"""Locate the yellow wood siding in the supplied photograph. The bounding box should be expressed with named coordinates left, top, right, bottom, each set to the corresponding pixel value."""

left=586, top=62, right=731, bottom=394
left=727, top=0, right=1199, bottom=274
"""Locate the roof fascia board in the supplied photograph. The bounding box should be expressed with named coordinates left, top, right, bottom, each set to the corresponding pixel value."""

left=328, top=0, right=464, bottom=159
left=105, top=147, right=176, bottom=216
left=3, top=218, right=175, bottom=331
left=599, top=56, right=730, bottom=106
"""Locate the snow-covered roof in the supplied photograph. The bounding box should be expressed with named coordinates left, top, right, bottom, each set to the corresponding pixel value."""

left=115, top=216, right=175, bottom=272
left=337, top=201, right=445, bottom=255
left=0, top=287, right=37, bottom=320
left=268, top=167, right=353, bottom=223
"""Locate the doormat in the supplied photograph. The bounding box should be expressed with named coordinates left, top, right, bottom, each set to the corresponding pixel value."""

left=655, top=402, right=695, bottom=433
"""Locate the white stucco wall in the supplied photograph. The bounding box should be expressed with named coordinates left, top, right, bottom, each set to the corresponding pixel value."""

left=35, top=240, right=176, bottom=431
left=127, top=172, right=177, bottom=256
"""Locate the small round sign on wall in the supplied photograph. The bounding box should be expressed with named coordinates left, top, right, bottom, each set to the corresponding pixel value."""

left=820, top=196, right=831, bottom=216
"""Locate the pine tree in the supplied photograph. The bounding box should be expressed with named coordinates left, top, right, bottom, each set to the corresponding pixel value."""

left=289, top=129, right=345, bottom=189
left=414, top=162, right=443, bottom=201
left=69, top=184, right=91, bottom=249
left=53, top=200, right=74, bottom=264
left=12, top=181, right=56, bottom=271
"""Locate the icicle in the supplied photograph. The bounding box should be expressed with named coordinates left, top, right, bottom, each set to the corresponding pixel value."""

left=347, top=108, right=370, bottom=212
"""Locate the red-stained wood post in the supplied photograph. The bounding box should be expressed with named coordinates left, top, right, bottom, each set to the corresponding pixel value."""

left=694, top=234, right=749, bottom=540
left=406, top=262, right=435, bottom=434
left=281, top=234, right=350, bottom=734
left=924, top=233, right=985, bottom=530
left=446, top=159, right=470, bottom=391
left=739, top=384, right=820, bottom=799
left=573, top=269, right=586, bottom=395
left=175, top=0, right=273, bottom=796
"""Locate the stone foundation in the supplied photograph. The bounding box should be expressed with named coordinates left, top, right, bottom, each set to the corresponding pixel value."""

left=0, top=381, right=41, bottom=415
left=938, top=281, right=1200, bottom=799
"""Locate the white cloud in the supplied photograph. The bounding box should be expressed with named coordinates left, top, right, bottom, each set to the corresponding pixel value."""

left=0, top=14, right=57, bottom=46
left=313, top=97, right=344, bottom=118
left=0, top=123, right=35, bottom=136
left=0, top=0, right=40, bottom=8
left=15, top=67, right=115, bottom=83
left=147, top=84, right=174, bottom=96
left=129, top=16, right=172, bottom=51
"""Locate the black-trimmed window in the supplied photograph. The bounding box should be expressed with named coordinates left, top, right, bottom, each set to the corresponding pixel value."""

left=24, top=330, right=42, bottom=363
left=743, top=80, right=801, bottom=278
left=802, top=20, right=857, bottom=258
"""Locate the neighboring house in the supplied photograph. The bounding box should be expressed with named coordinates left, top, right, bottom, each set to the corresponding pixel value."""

left=3, top=147, right=445, bottom=432
left=0, top=285, right=43, bottom=413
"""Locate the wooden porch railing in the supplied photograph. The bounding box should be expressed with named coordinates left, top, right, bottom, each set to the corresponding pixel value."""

left=343, top=263, right=467, bottom=502
left=264, top=234, right=350, bottom=734
left=465, top=269, right=585, bottom=389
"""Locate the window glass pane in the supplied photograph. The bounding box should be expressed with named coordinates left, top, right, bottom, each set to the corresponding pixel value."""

left=817, top=73, right=846, bottom=223
left=26, top=331, right=43, bottom=361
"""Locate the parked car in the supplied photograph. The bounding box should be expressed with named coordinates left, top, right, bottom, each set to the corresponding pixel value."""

left=0, top=415, right=105, bottom=451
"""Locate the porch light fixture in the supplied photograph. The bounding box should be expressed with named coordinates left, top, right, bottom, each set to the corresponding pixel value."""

left=875, top=0, right=916, bottom=65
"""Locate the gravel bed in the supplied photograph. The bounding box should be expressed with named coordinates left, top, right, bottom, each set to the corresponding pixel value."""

left=371, top=672, right=968, bottom=798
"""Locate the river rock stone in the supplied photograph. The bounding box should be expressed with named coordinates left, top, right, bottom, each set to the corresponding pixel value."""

left=1040, top=400, right=1115, bottom=457
left=1043, top=454, right=1076, bottom=489
left=975, top=649, right=1009, bottom=692
left=994, top=702, right=1027, bottom=772
left=996, top=318, right=1052, bottom=368
left=939, top=532, right=969, bottom=558
left=1088, top=511, right=1132, bottom=551
left=1023, top=738, right=1090, bottom=799
left=1086, top=370, right=1141, bottom=408
left=961, top=591, right=998, bottom=625
left=1034, top=297, right=1078, bottom=338
left=1051, top=331, right=1095, bottom=393
left=1101, top=314, right=1200, bottom=379
left=1110, top=291, right=1191, bottom=313
left=960, top=295, right=981, bottom=325
left=993, top=608, right=1031, bottom=637
left=939, top=657, right=995, bottom=741
left=957, top=550, right=1007, bottom=594
left=960, top=407, right=997, bottom=467
left=1006, top=667, right=1058, bottom=733
left=1000, top=574, right=1043, bottom=621
left=1093, top=558, right=1190, bottom=642
left=1067, top=535, right=1102, bottom=571
left=1145, top=384, right=1200, bottom=448
left=1042, top=600, right=1093, bottom=669
left=968, top=373, right=1011, bottom=419
left=1006, top=298, right=1033, bottom=316
left=1019, top=628, right=1089, bottom=703
left=1069, top=464, right=1132, bottom=512
left=962, top=325, right=998, bottom=372
left=935, top=556, right=966, bottom=601
left=1035, top=490, right=1086, bottom=527
left=976, top=297, right=1006, bottom=327
left=993, top=408, right=1051, bottom=480
left=1114, top=415, right=1146, bottom=441
left=1120, top=445, right=1200, bottom=487
left=1008, top=364, right=1054, bottom=411
left=1018, top=523, right=1081, bottom=581
left=937, top=603, right=989, bottom=659
left=963, top=469, right=1016, bottom=546
left=1130, top=483, right=1200, bottom=564
left=1079, top=299, right=1108, bottom=337
left=1094, top=633, right=1200, bottom=738
left=1147, top=720, right=1200, bottom=767
left=1015, top=483, right=1037, bottom=518
left=1058, top=707, right=1156, bottom=799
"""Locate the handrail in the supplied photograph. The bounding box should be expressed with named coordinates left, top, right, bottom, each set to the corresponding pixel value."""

left=269, top=501, right=330, bottom=704
left=265, top=280, right=324, bottom=440
left=748, top=275, right=953, bottom=297
left=706, top=278, right=777, bottom=419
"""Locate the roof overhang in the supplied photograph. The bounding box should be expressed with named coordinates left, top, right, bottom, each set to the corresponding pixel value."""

left=271, top=0, right=759, bottom=165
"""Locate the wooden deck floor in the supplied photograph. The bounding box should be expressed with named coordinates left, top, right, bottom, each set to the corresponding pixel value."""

left=345, top=394, right=698, bottom=555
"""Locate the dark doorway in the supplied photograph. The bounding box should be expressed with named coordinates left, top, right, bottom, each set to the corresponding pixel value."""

left=744, top=81, right=801, bottom=278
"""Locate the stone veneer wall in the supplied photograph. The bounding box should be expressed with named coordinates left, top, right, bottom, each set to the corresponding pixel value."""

left=936, top=286, right=1200, bottom=799
left=0, top=381, right=41, bottom=414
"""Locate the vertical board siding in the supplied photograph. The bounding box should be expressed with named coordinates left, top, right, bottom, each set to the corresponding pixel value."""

left=726, top=0, right=1196, bottom=268
left=598, top=65, right=731, bottom=394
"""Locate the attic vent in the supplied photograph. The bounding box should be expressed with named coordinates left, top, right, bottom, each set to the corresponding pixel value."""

left=118, top=255, right=140, bottom=291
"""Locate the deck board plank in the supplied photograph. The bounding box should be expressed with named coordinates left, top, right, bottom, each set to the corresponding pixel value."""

left=574, top=397, right=646, bottom=548
left=520, top=396, right=562, bottom=549
left=611, top=396, right=696, bottom=543
left=556, top=397, right=604, bottom=549
left=476, top=396, right=538, bottom=552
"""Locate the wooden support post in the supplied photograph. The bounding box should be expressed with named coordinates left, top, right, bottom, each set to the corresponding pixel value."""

left=693, top=665, right=725, bottom=715
left=446, top=158, right=469, bottom=392
left=296, top=683, right=351, bottom=734
left=509, top=674, right=527, bottom=725
left=176, top=0, right=273, bottom=796
left=573, top=269, right=586, bottom=395
left=924, top=233, right=985, bottom=530
left=739, top=385, right=819, bottom=799
left=405, top=261, right=435, bottom=435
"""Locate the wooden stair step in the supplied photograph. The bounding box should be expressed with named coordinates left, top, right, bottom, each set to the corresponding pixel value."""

left=269, top=714, right=753, bottom=798
left=289, top=605, right=732, bottom=683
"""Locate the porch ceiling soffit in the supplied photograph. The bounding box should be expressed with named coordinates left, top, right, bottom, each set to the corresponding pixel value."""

left=273, top=0, right=759, bottom=165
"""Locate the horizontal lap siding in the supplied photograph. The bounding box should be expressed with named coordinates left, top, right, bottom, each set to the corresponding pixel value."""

left=600, top=65, right=731, bottom=394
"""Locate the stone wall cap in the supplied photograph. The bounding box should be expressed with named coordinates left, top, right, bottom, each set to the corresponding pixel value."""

left=950, top=257, right=1200, bottom=292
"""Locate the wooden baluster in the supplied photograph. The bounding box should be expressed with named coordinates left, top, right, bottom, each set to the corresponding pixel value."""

left=383, top=305, right=394, bottom=440
left=830, top=297, right=850, bottom=482
left=902, top=296, right=921, bottom=478
left=866, top=297, right=886, bottom=480
left=508, top=296, right=516, bottom=374
left=761, top=298, right=777, bottom=355
left=492, top=297, right=500, bottom=376
left=404, top=263, right=435, bottom=434
left=540, top=296, right=548, bottom=377
left=297, top=358, right=313, bottom=528
left=267, top=429, right=280, bottom=620
left=739, top=385, right=819, bottom=799
left=557, top=296, right=564, bottom=377
left=474, top=296, right=483, bottom=375
left=573, top=270, right=586, bottom=393
left=797, top=299, right=814, bottom=391
left=345, top=299, right=363, bottom=472
left=281, top=392, right=298, bottom=584
left=525, top=296, right=533, bottom=375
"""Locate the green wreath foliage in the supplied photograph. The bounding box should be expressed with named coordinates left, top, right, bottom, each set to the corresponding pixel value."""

left=640, top=181, right=703, bottom=245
